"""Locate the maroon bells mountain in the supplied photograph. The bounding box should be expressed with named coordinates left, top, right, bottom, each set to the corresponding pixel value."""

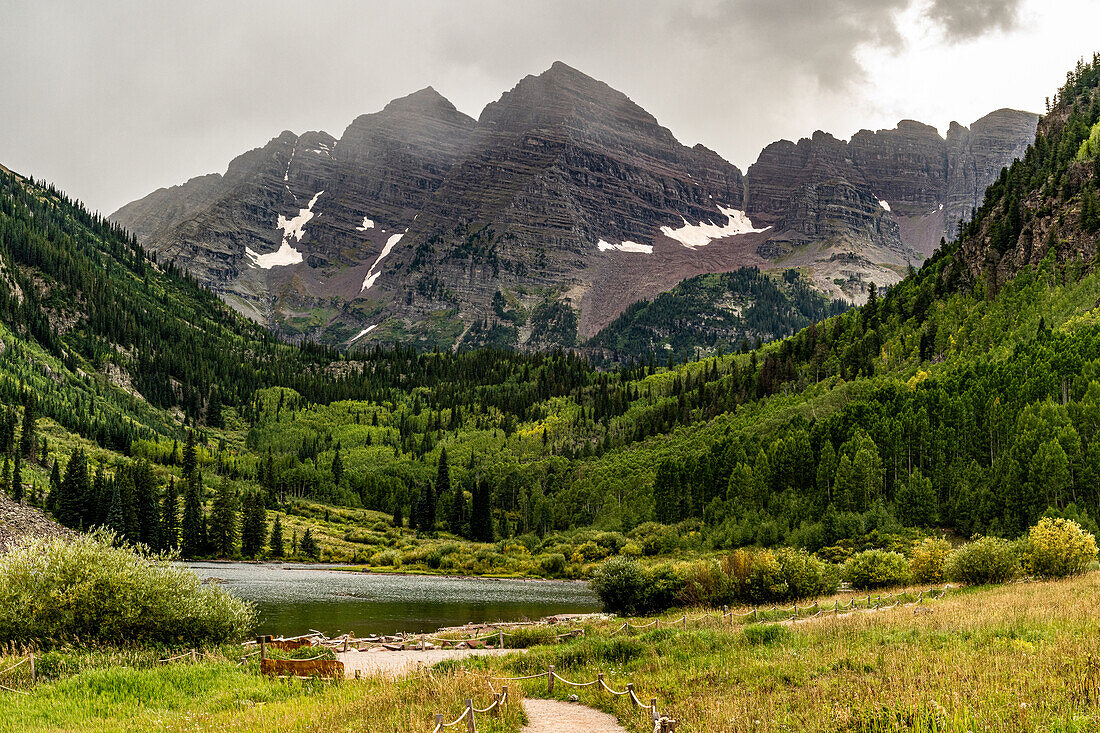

left=111, top=63, right=1037, bottom=349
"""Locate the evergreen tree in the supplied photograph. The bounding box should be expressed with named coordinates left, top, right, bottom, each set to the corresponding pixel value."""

left=300, top=528, right=319, bottom=559
left=269, top=513, right=285, bottom=558
left=46, top=460, right=61, bottom=514
left=895, top=469, right=937, bottom=527
left=162, top=478, right=180, bottom=550
left=240, top=491, right=267, bottom=557
left=19, top=391, right=36, bottom=461
left=58, top=449, right=90, bottom=528
left=209, top=479, right=239, bottom=558
left=105, top=478, right=126, bottom=537
left=392, top=497, right=404, bottom=528
left=132, top=460, right=162, bottom=550
left=180, top=474, right=205, bottom=559
left=10, top=451, right=22, bottom=503
left=331, top=444, right=344, bottom=486
left=470, top=479, right=494, bottom=542
left=448, top=485, right=466, bottom=536
left=181, top=431, right=198, bottom=482
left=207, top=388, right=224, bottom=428
left=436, top=447, right=451, bottom=503
left=1, top=458, right=8, bottom=501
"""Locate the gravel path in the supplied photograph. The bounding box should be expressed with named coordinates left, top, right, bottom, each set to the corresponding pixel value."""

left=521, top=699, right=630, bottom=732
left=337, top=647, right=513, bottom=678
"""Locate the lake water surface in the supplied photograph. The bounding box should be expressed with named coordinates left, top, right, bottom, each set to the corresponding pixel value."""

left=189, top=563, right=600, bottom=637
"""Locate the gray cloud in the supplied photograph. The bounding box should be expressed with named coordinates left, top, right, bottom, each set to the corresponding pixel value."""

left=0, top=0, right=1065, bottom=215
left=925, top=0, right=1023, bottom=41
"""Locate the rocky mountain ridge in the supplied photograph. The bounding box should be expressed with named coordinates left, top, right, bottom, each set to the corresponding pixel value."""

left=111, top=63, right=1037, bottom=350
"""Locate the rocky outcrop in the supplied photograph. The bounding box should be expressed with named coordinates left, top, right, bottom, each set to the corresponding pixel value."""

left=744, top=109, right=1038, bottom=300
left=0, top=492, right=76, bottom=551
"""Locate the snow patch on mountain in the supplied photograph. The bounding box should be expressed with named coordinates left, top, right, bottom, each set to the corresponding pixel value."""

left=356, top=217, right=375, bottom=231
left=597, top=239, right=653, bottom=254
left=660, top=206, right=768, bottom=249
left=360, top=230, right=407, bottom=291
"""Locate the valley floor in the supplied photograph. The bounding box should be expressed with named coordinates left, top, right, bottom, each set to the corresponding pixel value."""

left=1, top=574, right=1098, bottom=731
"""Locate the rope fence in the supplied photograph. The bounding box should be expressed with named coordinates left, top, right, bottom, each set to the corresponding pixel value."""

left=431, top=685, right=510, bottom=733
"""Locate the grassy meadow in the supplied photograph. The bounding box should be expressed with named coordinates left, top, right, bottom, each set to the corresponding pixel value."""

left=2, top=574, right=1098, bottom=731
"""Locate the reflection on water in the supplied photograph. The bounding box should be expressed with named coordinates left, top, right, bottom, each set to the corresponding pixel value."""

left=188, top=563, right=600, bottom=637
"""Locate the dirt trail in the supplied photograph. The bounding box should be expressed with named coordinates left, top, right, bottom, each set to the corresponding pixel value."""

left=336, top=647, right=512, bottom=677
left=521, top=699, right=631, bottom=733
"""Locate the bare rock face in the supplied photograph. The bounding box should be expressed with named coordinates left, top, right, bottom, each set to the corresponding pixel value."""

left=111, top=63, right=1036, bottom=349
left=744, top=109, right=1038, bottom=300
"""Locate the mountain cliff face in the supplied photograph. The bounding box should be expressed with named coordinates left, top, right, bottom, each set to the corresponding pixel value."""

left=112, top=63, right=1037, bottom=350
left=744, top=109, right=1038, bottom=301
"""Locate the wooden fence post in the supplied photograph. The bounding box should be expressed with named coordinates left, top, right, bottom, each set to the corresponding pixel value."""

left=191, top=648, right=197, bottom=663
left=435, top=714, right=443, bottom=728
left=501, top=685, right=509, bottom=706
left=498, top=631, right=504, bottom=649
left=29, top=654, right=35, bottom=684
left=548, top=665, right=555, bottom=693
left=682, top=615, right=687, bottom=630
left=257, top=636, right=267, bottom=662
left=465, top=700, right=475, bottom=733
left=597, top=672, right=604, bottom=692
left=492, top=693, right=501, bottom=716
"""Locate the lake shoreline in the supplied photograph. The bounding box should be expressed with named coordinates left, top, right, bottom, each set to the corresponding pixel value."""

left=187, top=559, right=589, bottom=586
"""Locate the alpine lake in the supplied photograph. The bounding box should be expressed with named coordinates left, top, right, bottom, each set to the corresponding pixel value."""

left=189, top=562, right=601, bottom=637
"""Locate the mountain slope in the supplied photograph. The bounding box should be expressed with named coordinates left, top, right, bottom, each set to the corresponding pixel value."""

left=586, top=267, right=850, bottom=365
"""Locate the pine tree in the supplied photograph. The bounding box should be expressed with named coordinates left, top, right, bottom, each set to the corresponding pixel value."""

left=207, top=388, right=224, bottom=428
left=58, top=449, right=90, bottom=528
left=19, top=391, right=36, bottom=461
left=10, top=451, right=22, bottom=503
left=895, top=469, right=937, bottom=527
left=46, top=461, right=61, bottom=514
left=105, top=478, right=126, bottom=537
left=181, top=431, right=198, bottom=482
left=448, top=485, right=466, bottom=536
left=209, top=479, right=239, bottom=558
left=470, top=479, right=494, bottom=542
left=132, top=460, right=162, bottom=550
left=392, top=499, right=403, bottom=528
left=180, top=474, right=205, bottom=559
left=162, top=478, right=180, bottom=550
left=269, top=514, right=285, bottom=558
left=240, top=491, right=267, bottom=557
left=300, top=528, right=319, bottom=559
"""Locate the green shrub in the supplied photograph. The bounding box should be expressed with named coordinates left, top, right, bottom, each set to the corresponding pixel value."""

left=589, top=557, right=684, bottom=615
left=0, top=531, right=254, bottom=646
left=590, top=556, right=647, bottom=614
left=945, top=536, right=1019, bottom=585
left=1023, top=517, right=1098, bottom=578
left=843, top=550, right=912, bottom=590
left=775, top=548, right=840, bottom=599
left=539, top=553, right=567, bottom=578
left=910, top=538, right=952, bottom=583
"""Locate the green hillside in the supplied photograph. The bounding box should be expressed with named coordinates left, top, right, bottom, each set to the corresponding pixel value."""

left=586, top=267, right=850, bottom=365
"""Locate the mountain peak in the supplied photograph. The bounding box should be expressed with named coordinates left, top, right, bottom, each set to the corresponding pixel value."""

left=381, top=86, right=461, bottom=116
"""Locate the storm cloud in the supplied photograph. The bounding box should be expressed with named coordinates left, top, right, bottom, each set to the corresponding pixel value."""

left=0, top=0, right=1091, bottom=215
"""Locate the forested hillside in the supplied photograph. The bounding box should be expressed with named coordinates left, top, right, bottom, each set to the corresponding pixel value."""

left=586, top=267, right=850, bottom=365
left=1, top=55, right=1099, bottom=573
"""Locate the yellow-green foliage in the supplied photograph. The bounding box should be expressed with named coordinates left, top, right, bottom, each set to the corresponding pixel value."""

left=946, top=536, right=1020, bottom=585
left=842, top=549, right=912, bottom=590
left=1077, top=120, right=1100, bottom=160
left=909, top=537, right=952, bottom=583
left=1023, top=517, right=1098, bottom=578
left=0, top=531, right=254, bottom=646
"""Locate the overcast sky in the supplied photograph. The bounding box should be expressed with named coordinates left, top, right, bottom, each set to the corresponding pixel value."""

left=2, top=0, right=1098, bottom=215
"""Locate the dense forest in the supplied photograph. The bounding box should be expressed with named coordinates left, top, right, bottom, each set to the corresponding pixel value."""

left=1, top=55, right=1100, bottom=566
